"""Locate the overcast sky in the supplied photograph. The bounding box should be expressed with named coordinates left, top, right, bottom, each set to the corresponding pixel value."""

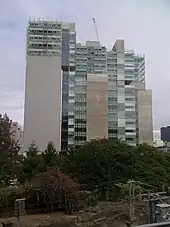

left=0, top=0, right=170, bottom=139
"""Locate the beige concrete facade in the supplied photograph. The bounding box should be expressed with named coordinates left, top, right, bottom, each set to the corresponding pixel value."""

left=86, top=74, right=108, bottom=141
left=113, top=39, right=124, bottom=52
left=136, top=89, right=153, bottom=145
left=23, top=55, right=62, bottom=151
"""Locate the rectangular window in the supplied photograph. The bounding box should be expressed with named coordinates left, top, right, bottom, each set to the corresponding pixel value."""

left=125, top=111, right=136, bottom=118
left=69, top=99, right=75, bottom=103
left=75, top=128, right=86, bottom=132
left=68, top=119, right=74, bottom=125
left=108, top=129, right=117, bottom=134
left=108, top=90, right=117, bottom=97
left=117, top=64, right=124, bottom=70
left=75, top=136, right=86, bottom=141
left=126, top=137, right=134, bottom=141
left=118, top=119, right=125, bottom=127
left=117, top=96, right=125, bottom=103
left=117, top=80, right=125, bottom=86
left=68, top=125, right=74, bottom=128
left=126, top=129, right=135, bottom=133
left=75, top=119, right=86, bottom=124
left=68, top=115, right=74, bottom=119
left=125, top=121, right=135, bottom=124
left=125, top=97, right=134, bottom=101
left=108, top=105, right=117, bottom=111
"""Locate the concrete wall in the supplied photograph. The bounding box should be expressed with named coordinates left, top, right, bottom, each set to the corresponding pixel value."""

left=136, top=89, right=153, bottom=145
left=86, top=74, right=108, bottom=141
left=23, top=55, right=62, bottom=152
left=112, top=39, right=124, bottom=52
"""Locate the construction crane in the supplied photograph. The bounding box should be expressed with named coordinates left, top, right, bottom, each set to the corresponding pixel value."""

left=92, top=18, right=100, bottom=42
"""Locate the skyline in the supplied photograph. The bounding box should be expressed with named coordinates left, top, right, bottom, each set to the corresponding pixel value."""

left=0, top=0, right=170, bottom=139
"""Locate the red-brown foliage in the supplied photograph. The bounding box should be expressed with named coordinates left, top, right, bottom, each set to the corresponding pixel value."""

left=32, top=169, right=82, bottom=194
left=30, top=170, right=85, bottom=213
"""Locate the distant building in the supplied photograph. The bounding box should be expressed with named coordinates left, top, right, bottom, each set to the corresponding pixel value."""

left=153, top=139, right=165, bottom=148
left=161, top=126, right=170, bottom=142
left=10, top=122, right=22, bottom=145
left=153, top=139, right=170, bottom=152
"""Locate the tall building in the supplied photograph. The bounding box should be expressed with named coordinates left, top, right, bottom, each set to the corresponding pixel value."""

left=74, top=40, right=153, bottom=146
left=23, top=20, right=153, bottom=151
left=161, top=126, right=170, bottom=142
left=23, top=20, right=76, bottom=151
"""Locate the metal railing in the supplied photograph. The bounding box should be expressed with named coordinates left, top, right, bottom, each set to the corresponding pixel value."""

left=134, top=221, right=170, bottom=227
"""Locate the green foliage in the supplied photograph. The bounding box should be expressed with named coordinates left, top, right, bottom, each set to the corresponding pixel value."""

left=26, top=142, right=39, bottom=157
left=17, top=138, right=170, bottom=201
left=0, top=186, right=25, bottom=208
left=2, top=112, right=170, bottom=203
left=114, top=182, right=142, bottom=200
left=0, top=114, right=21, bottom=184
left=19, top=141, right=60, bottom=183
left=19, top=142, right=44, bottom=183
left=64, top=138, right=170, bottom=199
left=42, top=141, right=58, bottom=170
left=66, top=139, right=137, bottom=189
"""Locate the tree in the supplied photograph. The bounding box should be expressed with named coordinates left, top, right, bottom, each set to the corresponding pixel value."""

left=134, top=144, right=168, bottom=186
left=0, top=114, right=21, bottom=184
left=19, top=142, right=43, bottom=183
left=26, top=141, right=39, bottom=157
left=65, top=139, right=137, bottom=192
left=19, top=141, right=65, bottom=183
left=29, top=169, right=84, bottom=214
left=64, top=138, right=170, bottom=199
left=42, top=141, right=58, bottom=171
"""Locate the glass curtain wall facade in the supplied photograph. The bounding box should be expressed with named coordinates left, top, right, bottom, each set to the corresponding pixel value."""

left=108, top=41, right=137, bottom=145
left=107, top=51, right=117, bottom=140
left=27, top=20, right=62, bottom=56
left=73, top=40, right=145, bottom=147
left=74, top=41, right=107, bottom=146
left=61, top=23, right=76, bottom=150
left=74, top=44, right=87, bottom=146
left=124, top=50, right=136, bottom=145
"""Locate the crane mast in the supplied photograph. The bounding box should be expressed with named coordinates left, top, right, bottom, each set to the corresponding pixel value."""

left=92, top=18, right=100, bottom=42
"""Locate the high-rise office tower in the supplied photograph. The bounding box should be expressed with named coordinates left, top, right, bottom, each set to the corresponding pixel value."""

left=23, top=20, right=76, bottom=151
left=74, top=40, right=153, bottom=146
left=23, top=20, right=153, bottom=151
